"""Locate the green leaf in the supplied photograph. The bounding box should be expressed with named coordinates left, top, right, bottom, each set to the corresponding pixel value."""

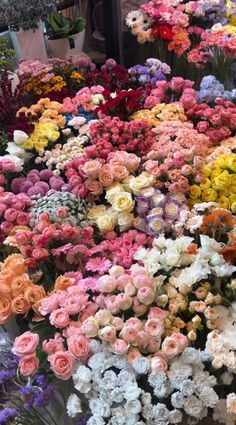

left=47, top=11, right=86, bottom=39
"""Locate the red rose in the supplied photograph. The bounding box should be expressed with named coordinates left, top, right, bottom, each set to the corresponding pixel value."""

left=159, top=25, right=173, bottom=41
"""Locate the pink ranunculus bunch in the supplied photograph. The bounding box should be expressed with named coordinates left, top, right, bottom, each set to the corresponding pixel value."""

left=144, top=120, right=211, bottom=193
left=0, top=189, right=32, bottom=235
left=88, top=115, right=155, bottom=159
left=185, top=98, right=236, bottom=143
left=11, top=168, right=67, bottom=198
left=62, top=85, right=105, bottom=114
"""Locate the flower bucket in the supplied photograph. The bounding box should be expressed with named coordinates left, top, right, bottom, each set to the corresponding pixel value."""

left=48, top=30, right=85, bottom=58
left=10, top=26, right=47, bottom=63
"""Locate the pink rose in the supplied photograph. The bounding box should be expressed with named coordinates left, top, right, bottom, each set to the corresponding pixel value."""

left=49, top=308, right=70, bottom=329
left=38, top=294, right=59, bottom=316
left=19, top=354, right=39, bottom=376
left=147, top=338, right=161, bottom=353
left=83, top=160, right=103, bottom=179
left=112, top=317, right=124, bottom=330
left=145, top=319, right=164, bottom=338
left=150, top=356, right=168, bottom=372
left=137, top=287, right=155, bottom=305
left=98, top=325, right=117, bottom=342
left=120, top=326, right=137, bottom=343
left=32, top=248, right=49, bottom=261
left=116, top=274, right=132, bottom=291
left=60, top=295, right=89, bottom=315
left=63, top=321, right=83, bottom=338
left=132, top=271, right=153, bottom=289
left=12, top=331, right=39, bottom=356
left=136, top=331, right=150, bottom=349
left=105, top=295, right=120, bottom=314
left=132, top=297, right=148, bottom=317
left=49, top=351, right=74, bottom=380
left=116, top=293, right=133, bottom=311
left=161, top=336, right=182, bottom=358
left=42, top=334, right=65, bottom=355
left=98, top=275, right=117, bottom=293
left=67, top=334, right=90, bottom=359
left=148, top=307, right=167, bottom=321
left=126, top=317, right=143, bottom=331
left=171, top=333, right=188, bottom=351
left=169, top=77, right=184, bottom=92
left=111, top=338, right=129, bottom=355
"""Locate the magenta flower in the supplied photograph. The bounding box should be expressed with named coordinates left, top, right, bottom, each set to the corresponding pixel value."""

left=85, top=257, right=112, bottom=274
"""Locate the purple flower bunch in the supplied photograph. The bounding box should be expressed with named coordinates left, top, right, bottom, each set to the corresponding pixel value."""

left=11, top=168, right=68, bottom=199
left=129, top=58, right=171, bottom=87
left=133, top=187, right=187, bottom=236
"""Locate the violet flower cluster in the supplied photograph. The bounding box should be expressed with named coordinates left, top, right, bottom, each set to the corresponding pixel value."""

left=129, top=58, right=171, bottom=87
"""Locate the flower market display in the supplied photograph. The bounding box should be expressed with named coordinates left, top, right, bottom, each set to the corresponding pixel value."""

left=1, top=3, right=236, bottom=425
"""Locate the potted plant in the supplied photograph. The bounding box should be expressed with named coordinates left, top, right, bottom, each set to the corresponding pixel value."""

left=0, top=0, right=55, bottom=62
left=47, top=0, right=87, bottom=58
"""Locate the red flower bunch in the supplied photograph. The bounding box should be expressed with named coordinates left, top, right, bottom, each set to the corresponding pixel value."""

left=88, top=115, right=155, bottom=159
left=85, top=63, right=135, bottom=91
left=95, top=87, right=148, bottom=120
left=0, top=73, right=25, bottom=133
left=151, top=24, right=173, bottom=41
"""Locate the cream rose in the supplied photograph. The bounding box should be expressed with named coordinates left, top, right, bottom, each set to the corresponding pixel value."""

left=117, top=212, right=134, bottom=231
left=87, top=205, right=107, bottom=224
left=112, top=192, right=134, bottom=213
left=105, top=183, right=124, bottom=204
left=129, top=172, right=154, bottom=195
left=96, top=210, right=117, bottom=234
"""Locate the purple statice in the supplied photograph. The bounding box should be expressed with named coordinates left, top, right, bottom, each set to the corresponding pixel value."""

left=0, top=408, right=18, bottom=425
left=20, top=375, right=55, bottom=409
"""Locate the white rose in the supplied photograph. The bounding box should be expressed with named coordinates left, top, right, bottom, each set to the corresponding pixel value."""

left=129, top=172, right=154, bottom=195
left=97, top=211, right=117, bottom=234
left=13, top=130, right=29, bottom=145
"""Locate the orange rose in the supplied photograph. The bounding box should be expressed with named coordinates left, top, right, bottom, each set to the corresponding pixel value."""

left=99, top=164, right=114, bottom=187
left=0, top=268, right=14, bottom=286
left=11, top=295, right=30, bottom=315
left=0, top=283, right=12, bottom=299
left=11, top=273, right=33, bottom=297
left=85, top=179, right=103, bottom=195
left=0, top=298, right=12, bottom=324
left=24, top=285, right=46, bottom=304
left=2, top=254, right=27, bottom=275
left=110, top=165, right=129, bottom=181
left=54, top=275, right=74, bottom=292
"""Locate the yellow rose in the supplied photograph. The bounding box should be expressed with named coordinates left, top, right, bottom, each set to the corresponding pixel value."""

left=87, top=205, right=107, bottom=223
left=117, top=212, right=134, bottom=232
left=211, top=169, right=223, bottom=179
left=112, top=192, right=134, bottom=213
left=199, top=178, right=211, bottom=190
left=217, top=196, right=230, bottom=209
left=231, top=202, right=236, bottom=214
left=121, top=176, right=133, bottom=193
left=202, top=166, right=212, bottom=177
left=226, top=155, right=236, bottom=172
left=129, top=172, right=154, bottom=195
left=231, top=174, right=236, bottom=184
left=214, top=156, right=228, bottom=169
left=229, top=194, right=236, bottom=205
left=189, top=185, right=201, bottom=198
left=202, top=188, right=218, bottom=202
left=105, top=183, right=124, bottom=204
left=218, top=188, right=230, bottom=197
left=96, top=210, right=117, bottom=234
left=213, top=170, right=231, bottom=189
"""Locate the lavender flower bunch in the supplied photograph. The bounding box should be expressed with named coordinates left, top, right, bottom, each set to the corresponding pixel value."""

left=133, top=187, right=187, bottom=236
left=197, top=75, right=236, bottom=103
left=129, top=58, right=171, bottom=87
left=0, top=0, right=55, bottom=32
